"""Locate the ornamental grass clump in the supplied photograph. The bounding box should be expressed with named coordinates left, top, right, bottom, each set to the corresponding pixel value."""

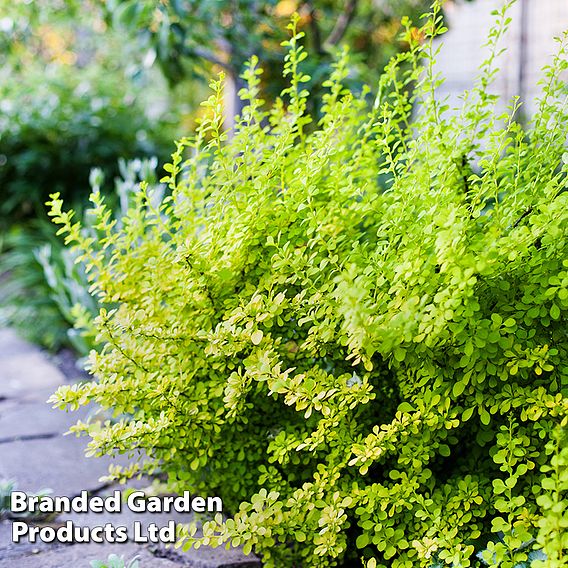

left=49, top=4, right=567, bottom=567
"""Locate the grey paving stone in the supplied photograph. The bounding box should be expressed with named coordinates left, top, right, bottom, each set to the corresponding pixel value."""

left=0, top=434, right=127, bottom=496
left=0, top=520, right=56, bottom=559
left=156, top=544, right=262, bottom=568
left=0, top=352, right=65, bottom=402
left=0, top=401, right=89, bottom=442
left=0, top=398, right=21, bottom=419
left=0, top=329, right=39, bottom=358
left=0, top=540, right=180, bottom=568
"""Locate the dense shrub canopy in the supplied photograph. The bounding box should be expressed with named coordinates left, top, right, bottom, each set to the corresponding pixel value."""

left=50, top=6, right=567, bottom=568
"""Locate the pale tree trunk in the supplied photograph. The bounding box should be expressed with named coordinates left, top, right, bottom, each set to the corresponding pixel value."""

left=223, top=72, right=245, bottom=134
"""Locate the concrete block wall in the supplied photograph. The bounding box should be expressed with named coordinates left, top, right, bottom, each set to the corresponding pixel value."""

left=434, top=0, right=568, bottom=118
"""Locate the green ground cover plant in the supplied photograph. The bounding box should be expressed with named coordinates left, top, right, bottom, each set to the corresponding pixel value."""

left=49, top=3, right=567, bottom=567
left=90, top=554, right=140, bottom=568
left=0, top=158, right=162, bottom=353
left=0, top=480, right=53, bottom=522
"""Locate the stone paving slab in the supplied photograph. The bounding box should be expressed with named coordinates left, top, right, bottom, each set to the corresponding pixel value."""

left=0, top=329, right=38, bottom=358
left=0, top=398, right=21, bottom=419
left=0, top=434, right=125, bottom=496
left=0, top=520, right=56, bottom=559
left=0, top=539, right=180, bottom=568
left=0, top=351, right=64, bottom=401
left=156, top=545, right=262, bottom=568
left=0, top=401, right=89, bottom=441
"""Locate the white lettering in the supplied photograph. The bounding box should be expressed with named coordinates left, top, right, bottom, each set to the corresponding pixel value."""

left=10, top=491, right=28, bottom=513
left=207, top=496, right=223, bottom=512
left=127, top=491, right=146, bottom=513
left=133, top=521, right=148, bottom=542
left=11, top=521, right=28, bottom=542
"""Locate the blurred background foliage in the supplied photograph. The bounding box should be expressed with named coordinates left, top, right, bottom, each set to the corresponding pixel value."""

left=99, top=0, right=436, bottom=124
left=0, top=0, right=177, bottom=224
left=0, top=0, right=468, bottom=351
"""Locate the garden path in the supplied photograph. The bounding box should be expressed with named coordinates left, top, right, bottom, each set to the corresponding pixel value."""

left=0, top=328, right=260, bottom=568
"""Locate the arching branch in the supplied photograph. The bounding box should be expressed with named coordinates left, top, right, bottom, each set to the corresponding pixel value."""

left=324, top=0, right=359, bottom=48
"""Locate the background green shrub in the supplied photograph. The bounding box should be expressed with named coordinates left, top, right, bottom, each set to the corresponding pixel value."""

left=0, top=1, right=177, bottom=351
left=99, top=0, right=437, bottom=113
left=100, top=0, right=474, bottom=132
left=0, top=65, right=172, bottom=224
left=50, top=6, right=567, bottom=568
